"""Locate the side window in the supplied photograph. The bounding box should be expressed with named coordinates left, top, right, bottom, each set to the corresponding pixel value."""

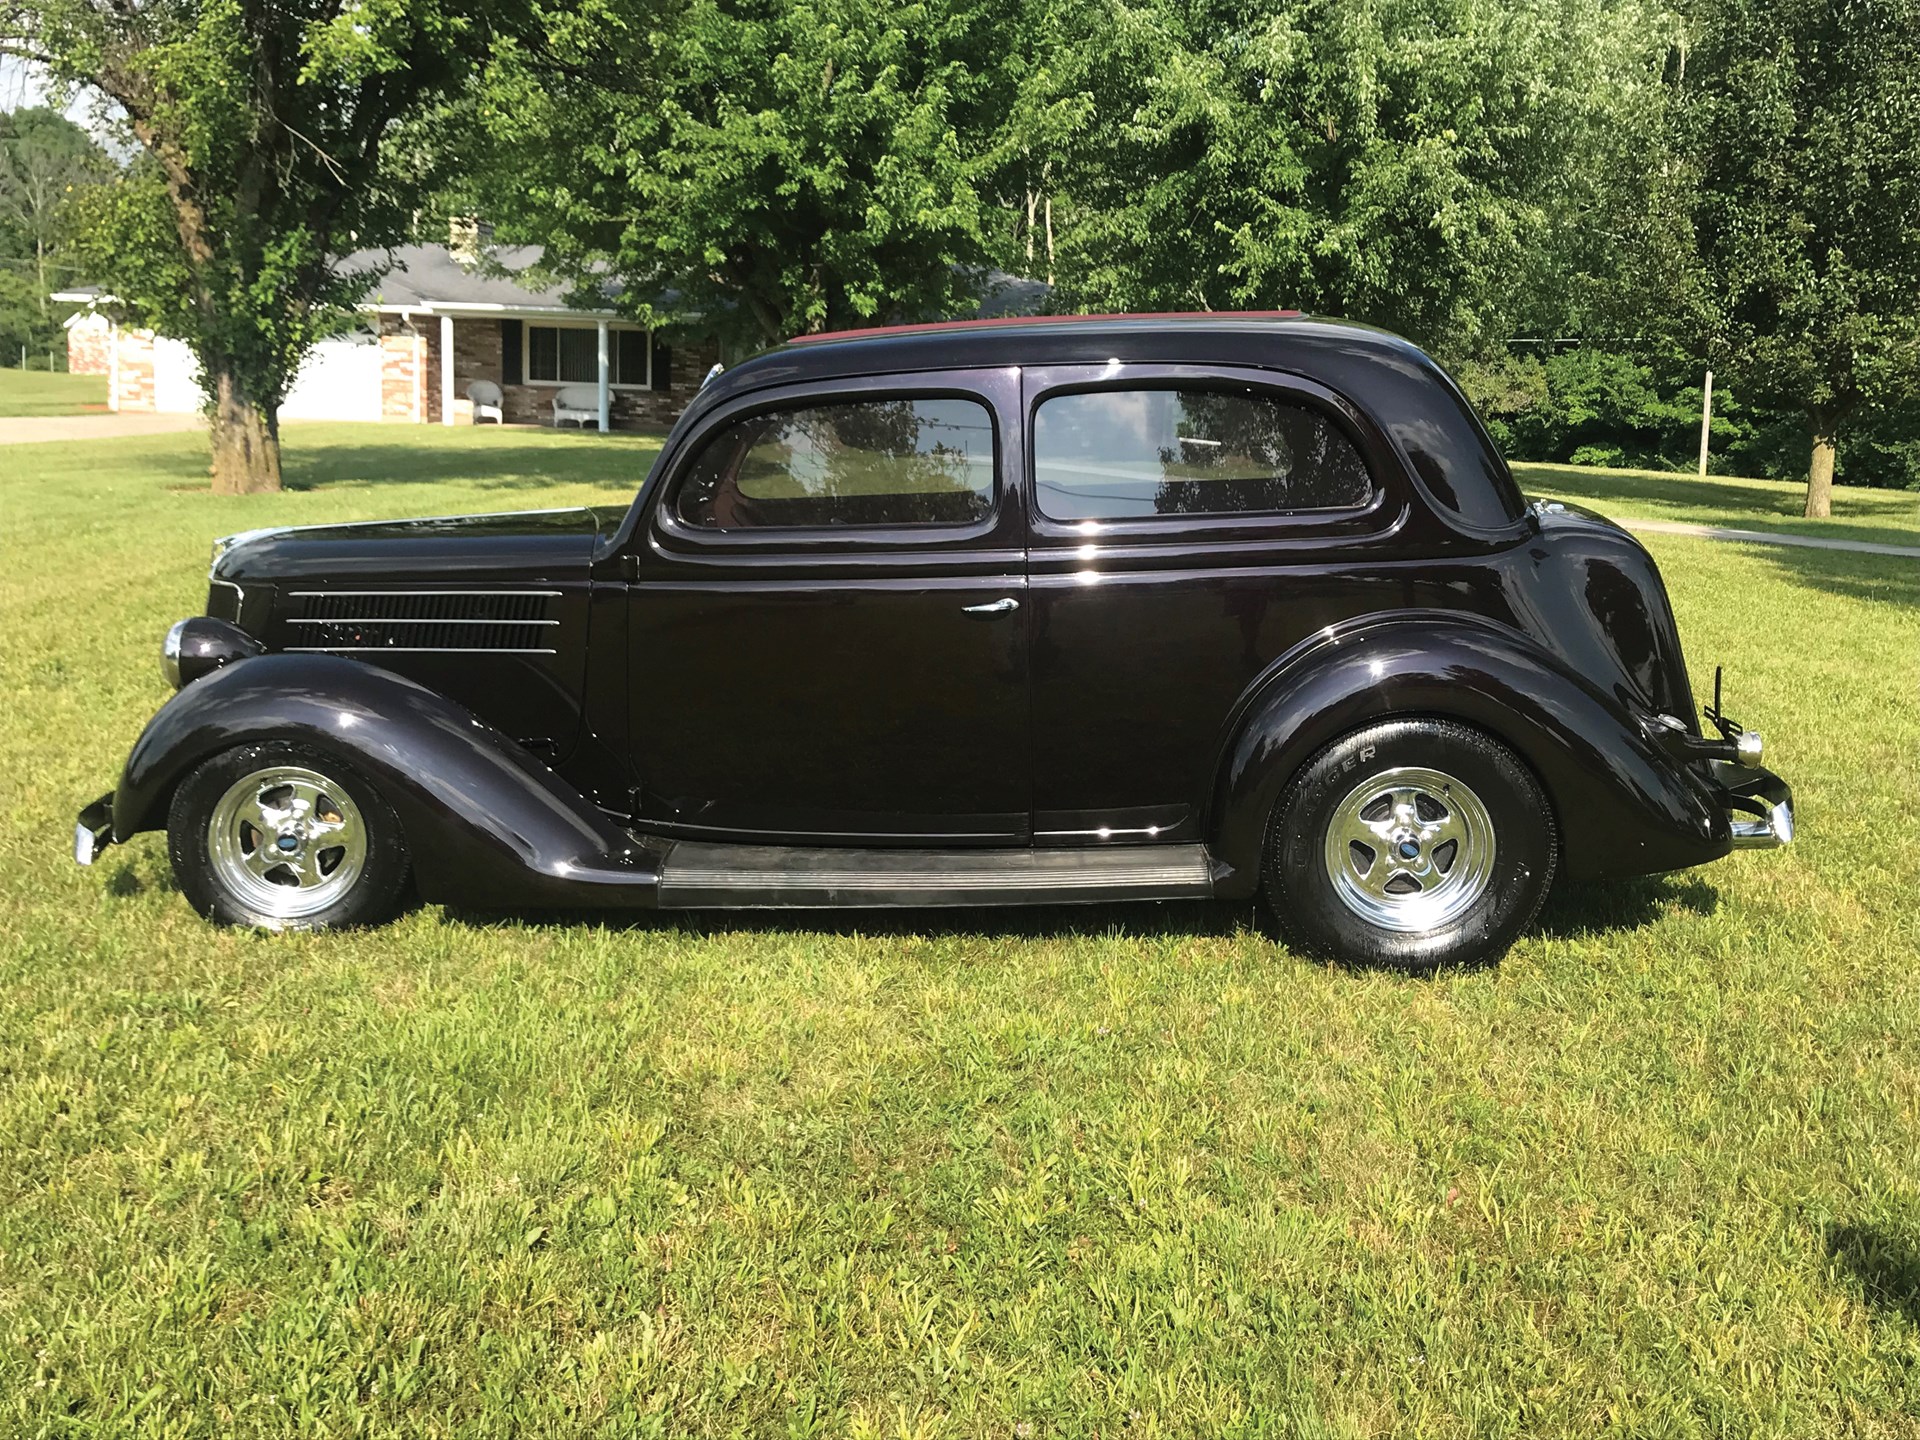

left=1033, top=387, right=1372, bottom=522
left=674, top=396, right=996, bottom=530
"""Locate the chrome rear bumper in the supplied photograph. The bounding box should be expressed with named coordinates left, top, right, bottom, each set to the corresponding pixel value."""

left=1707, top=762, right=1794, bottom=850
left=74, top=793, right=114, bottom=866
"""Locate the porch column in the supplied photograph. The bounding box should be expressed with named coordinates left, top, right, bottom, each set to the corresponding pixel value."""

left=439, top=313, right=455, bottom=426
left=596, top=319, right=611, bottom=433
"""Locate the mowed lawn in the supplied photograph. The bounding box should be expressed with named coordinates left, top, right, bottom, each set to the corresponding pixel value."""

left=4, top=424, right=1920, bottom=1437
left=0, top=369, right=111, bottom=417
left=1515, top=461, right=1920, bottom=550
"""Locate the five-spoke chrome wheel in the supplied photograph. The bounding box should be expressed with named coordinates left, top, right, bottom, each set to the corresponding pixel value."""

left=205, top=765, right=368, bottom=921
left=1321, top=765, right=1496, bottom=933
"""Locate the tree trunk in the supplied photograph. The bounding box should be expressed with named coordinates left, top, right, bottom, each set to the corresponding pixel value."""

left=208, top=368, right=282, bottom=494
left=1804, top=420, right=1836, bottom=519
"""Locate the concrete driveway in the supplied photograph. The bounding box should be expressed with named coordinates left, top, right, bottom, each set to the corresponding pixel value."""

left=0, top=413, right=203, bottom=445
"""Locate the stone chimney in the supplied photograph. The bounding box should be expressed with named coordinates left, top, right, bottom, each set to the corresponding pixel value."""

left=448, top=215, right=494, bottom=265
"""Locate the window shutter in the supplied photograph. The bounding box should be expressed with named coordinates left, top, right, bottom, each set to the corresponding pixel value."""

left=650, top=337, right=672, bottom=393
left=500, top=319, right=522, bottom=384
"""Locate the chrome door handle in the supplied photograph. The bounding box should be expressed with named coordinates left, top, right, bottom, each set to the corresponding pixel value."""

left=961, top=596, right=1020, bottom=616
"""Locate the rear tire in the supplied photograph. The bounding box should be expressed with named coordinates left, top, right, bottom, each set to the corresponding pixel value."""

left=167, top=741, right=411, bottom=930
left=1264, top=719, right=1556, bottom=972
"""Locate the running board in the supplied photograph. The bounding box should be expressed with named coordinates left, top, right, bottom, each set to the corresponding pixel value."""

left=656, top=841, right=1215, bottom=908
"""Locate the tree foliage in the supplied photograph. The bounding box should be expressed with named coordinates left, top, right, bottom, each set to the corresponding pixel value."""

left=464, top=0, right=1010, bottom=346
left=3, top=0, right=514, bottom=490
left=0, top=104, right=107, bottom=364
left=1016, top=0, right=1673, bottom=355
left=1667, top=0, right=1920, bottom=514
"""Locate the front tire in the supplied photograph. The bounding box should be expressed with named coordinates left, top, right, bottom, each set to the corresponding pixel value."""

left=1264, top=719, right=1556, bottom=972
left=167, top=742, right=411, bottom=930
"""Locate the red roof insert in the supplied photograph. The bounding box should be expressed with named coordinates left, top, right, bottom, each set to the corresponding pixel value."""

left=787, top=310, right=1305, bottom=345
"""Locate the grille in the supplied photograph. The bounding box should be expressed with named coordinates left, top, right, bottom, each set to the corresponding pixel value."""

left=286, top=590, right=561, bottom=654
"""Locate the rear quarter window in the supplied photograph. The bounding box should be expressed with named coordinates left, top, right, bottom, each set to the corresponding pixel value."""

left=1033, top=387, right=1372, bottom=521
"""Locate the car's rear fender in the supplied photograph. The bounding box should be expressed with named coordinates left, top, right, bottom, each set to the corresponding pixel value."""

left=113, top=653, right=660, bottom=910
left=1206, top=613, right=1730, bottom=890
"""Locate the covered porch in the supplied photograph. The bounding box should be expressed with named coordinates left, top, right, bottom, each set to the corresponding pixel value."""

left=385, top=308, right=697, bottom=431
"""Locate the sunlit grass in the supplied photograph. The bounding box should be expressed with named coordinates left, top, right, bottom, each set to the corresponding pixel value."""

left=0, top=368, right=110, bottom=416
left=1516, top=460, right=1920, bottom=548
left=3, top=425, right=1918, bottom=1435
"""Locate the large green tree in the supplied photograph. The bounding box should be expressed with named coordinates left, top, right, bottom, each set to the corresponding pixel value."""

left=1669, top=0, right=1920, bottom=517
left=1015, top=0, right=1672, bottom=356
left=1, top=0, right=515, bottom=492
left=466, top=0, right=1010, bottom=346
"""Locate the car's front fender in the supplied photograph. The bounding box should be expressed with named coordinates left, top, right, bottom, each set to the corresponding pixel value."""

left=1207, top=614, right=1730, bottom=888
left=114, top=654, right=659, bottom=909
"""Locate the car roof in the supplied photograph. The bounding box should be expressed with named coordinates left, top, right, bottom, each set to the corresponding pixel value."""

left=699, top=312, right=1432, bottom=402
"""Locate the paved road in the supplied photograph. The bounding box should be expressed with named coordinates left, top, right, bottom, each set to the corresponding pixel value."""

left=0, top=413, right=203, bottom=445
left=1617, top=516, right=1920, bottom=560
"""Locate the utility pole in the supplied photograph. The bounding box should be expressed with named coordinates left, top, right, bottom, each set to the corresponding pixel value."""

left=1697, top=369, right=1714, bottom=477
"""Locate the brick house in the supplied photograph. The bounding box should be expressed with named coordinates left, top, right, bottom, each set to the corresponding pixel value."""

left=54, top=241, right=723, bottom=431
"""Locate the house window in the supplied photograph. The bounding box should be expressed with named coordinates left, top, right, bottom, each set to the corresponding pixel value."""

left=524, top=323, right=652, bottom=387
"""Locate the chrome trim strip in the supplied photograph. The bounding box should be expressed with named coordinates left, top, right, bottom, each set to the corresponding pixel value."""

left=666, top=864, right=1211, bottom=891
left=286, top=616, right=560, bottom=626
left=285, top=646, right=558, bottom=655
left=1041, top=825, right=1169, bottom=839
left=286, top=589, right=564, bottom=598
left=217, top=509, right=589, bottom=550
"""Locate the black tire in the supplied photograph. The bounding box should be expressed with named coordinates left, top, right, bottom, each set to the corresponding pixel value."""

left=167, top=741, right=411, bottom=930
left=1264, top=718, right=1556, bottom=972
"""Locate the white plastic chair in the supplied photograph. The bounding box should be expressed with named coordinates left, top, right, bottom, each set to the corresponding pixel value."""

left=466, top=380, right=504, bottom=424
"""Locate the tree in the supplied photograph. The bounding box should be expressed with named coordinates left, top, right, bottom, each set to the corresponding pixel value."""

left=1018, top=0, right=1673, bottom=358
left=0, top=106, right=107, bottom=343
left=1670, top=0, right=1920, bottom=517
left=2, top=0, right=513, bottom=492
left=464, top=0, right=1010, bottom=347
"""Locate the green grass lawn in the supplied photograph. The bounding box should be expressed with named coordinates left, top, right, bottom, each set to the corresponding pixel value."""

left=1515, top=460, right=1920, bottom=549
left=4, top=425, right=1920, bottom=1436
left=0, top=367, right=111, bottom=417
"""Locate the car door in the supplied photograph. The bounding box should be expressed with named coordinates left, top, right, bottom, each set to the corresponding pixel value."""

left=624, top=370, right=1031, bottom=844
left=1021, top=364, right=1407, bottom=844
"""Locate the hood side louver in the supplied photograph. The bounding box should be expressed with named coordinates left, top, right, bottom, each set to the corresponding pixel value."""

left=285, top=590, right=561, bottom=655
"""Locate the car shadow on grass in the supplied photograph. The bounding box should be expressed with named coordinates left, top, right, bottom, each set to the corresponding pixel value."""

left=441, top=872, right=1717, bottom=963
left=1535, top=873, right=1718, bottom=939
left=1827, top=1223, right=1920, bottom=1328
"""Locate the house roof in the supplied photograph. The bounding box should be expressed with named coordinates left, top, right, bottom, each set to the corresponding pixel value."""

left=339, top=243, right=620, bottom=317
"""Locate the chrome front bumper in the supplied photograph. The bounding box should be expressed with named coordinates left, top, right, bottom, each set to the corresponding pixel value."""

left=74, top=793, right=114, bottom=866
left=1707, top=762, right=1794, bottom=850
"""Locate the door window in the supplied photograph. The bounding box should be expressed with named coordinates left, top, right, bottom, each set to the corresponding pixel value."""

left=1033, top=387, right=1371, bottom=521
left=675, top=397, right=995, bottom=530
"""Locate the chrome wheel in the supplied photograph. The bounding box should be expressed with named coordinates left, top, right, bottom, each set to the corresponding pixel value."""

left=205, top=765, right=368, bottom=922
left=1322, top=765, right=1496, bottom=933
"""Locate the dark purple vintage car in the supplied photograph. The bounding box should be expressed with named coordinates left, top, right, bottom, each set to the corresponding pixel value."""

left=74, top=313, right=1791, bottom=969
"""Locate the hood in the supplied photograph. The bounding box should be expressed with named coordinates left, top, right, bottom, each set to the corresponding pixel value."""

left=211, top=506, right=617, bottom=588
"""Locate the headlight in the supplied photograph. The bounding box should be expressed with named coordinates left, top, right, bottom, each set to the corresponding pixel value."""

left=161, top=619, right=187, bottom=689
left=160, top=617, right=264, bottom=691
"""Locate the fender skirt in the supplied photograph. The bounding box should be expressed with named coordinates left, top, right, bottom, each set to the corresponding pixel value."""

left=1209, top=617, right=1730, bottom=889
left=113, top=653, right=661, bottom=910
